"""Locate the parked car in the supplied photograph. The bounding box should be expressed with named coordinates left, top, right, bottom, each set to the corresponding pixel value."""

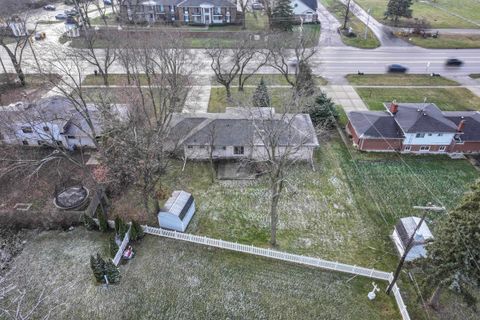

left=445, top=58, right=463, bottom=66
left=104, top=0, right=112, bottom=5
left=34, top=32, right=46, bottom=40
left=387, top=64, right=408, bottom=73
left=43, top=4, right=56, bottom=11
left=55, top=13, right=68, bottom=20
left=65, top=9, right=79, bottom=16
left=252, top=2, right=264, bottom=10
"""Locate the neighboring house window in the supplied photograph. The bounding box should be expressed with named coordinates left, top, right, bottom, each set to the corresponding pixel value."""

left=199, top=145, right=205, bottom=149
left=56, top=141, right=63, bottom=146
left=404, top=146, right=411, bottom=151
left=215, top=7, right=221, bottom=14
left=159, top=5, right=164, bottom=12
left=67, top=135, right=76, bottom=139
left=234, top=146, right=244, bottom=155
left=438, top=133, right=443, bottom=136
left=21, top=126, right=33, bottom=134
left=416, top=133, right=425, bottom=138
left=184, top=11, right=189, bottom=22
left=43, top=126, right=50, bottom=132
left=420, top=146, right=430, bottom=151
left=222, top=146, right=226, bottom=150
left=22, top=140, right=29, bottom=145
left=439, top=146, right=446, bottom=151
left=187, top=145, right=193, bottom=149
left=427, top=133, right=432, bottom=136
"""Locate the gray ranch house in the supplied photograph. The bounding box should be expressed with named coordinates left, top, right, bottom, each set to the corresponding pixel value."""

left=167, top=107, right=319, bottom=163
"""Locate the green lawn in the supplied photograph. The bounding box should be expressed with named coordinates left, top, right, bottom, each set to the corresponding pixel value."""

left=346, top=74, right=459, bottom=86
left=471, top=74, right=480, bottom=79
left=356, top=87, right=480, bottom=111
left=3, top=228, right=400, bottom=319
left=405, top=34, right=480, bottom=49
left=355, top=0, right=480, bottom=28
left=209, top=87, right=291, bottom=112
left=321, top=0, right=381, bottom=48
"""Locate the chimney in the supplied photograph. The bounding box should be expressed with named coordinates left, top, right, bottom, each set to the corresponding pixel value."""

left=390, top=101, right=398, bottom=114
left=457, top=120, right=466, bottom=132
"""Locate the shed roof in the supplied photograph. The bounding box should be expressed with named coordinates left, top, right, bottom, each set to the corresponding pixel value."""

left=395, top=216, right=433, bottom=247
left=162, top=190, right=194, bottom=220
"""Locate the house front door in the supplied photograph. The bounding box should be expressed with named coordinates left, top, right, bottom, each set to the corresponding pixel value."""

left=204, top=8, right=211, bottom=24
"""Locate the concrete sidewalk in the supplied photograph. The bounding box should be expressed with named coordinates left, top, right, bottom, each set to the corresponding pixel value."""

left=323, top=85, right=367, bottom=112
left=182, top=85, right=211, bottom=113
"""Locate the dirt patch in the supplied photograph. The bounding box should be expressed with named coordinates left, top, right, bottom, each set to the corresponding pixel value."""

left=0, top=74, right=60, bottom=106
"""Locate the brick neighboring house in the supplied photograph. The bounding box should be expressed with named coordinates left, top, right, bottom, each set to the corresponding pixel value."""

left=346, top=102, right=480, bottom=154
left=121, top=0, right=237, bottom=24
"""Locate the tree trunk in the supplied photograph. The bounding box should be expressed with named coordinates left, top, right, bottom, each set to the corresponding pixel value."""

left=209, top=154, right=215, bottom=183
left=270, top=184, right=280, bottom=247
left=238, top=74, right=244, bottom=91
left=428, top=286, right=442, bottom=310
left=1, top=43, right=26, bottom=86
left=225, top=83, right=231, bottom=98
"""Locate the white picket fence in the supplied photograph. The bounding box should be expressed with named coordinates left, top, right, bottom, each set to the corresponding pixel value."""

left=113, top=225, right=131, bottom=266
left=143, top=225, right=410, bottom=320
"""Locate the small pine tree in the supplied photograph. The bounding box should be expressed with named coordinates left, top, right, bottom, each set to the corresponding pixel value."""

left=90, top=253, right=106, bottom=283
left=97, top=208, right=109, bottom=232
left=271, top=0, right=295, bottom=31
left=384, top=0, right=413, bottom=24
left=252, top=78, right=270, bottom=109
left=114, top=216, right=127, bottom=238
left=104, top=260, right=121, bottom=284
left=295, top=61, right=315, bottom=97
left=130, top=220, right=145, bottom=241
left=109, top=234, right=119, bottom=258
left=304, top=91, right=338, bottom=129
left=83, top=214, right=97, bottom=231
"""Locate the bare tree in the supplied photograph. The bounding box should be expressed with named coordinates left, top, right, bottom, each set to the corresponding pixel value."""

left=76, top=29, right=117, bottom=86
left=238, top=0, right=250, bottom=30
left=265, top=31, right=317, bottom=93
left=0, top=0, right=35, bottom=86
left=242, top=96, right=319, bottom=247
left=99, top=32, right=193, bottom=215
left=73, top=0, right=95, bottom=29
left=207, top=46, right=241, bottom=99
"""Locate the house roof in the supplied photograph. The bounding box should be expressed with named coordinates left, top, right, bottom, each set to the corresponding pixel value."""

left=177, top=0, right=236, bottom=7
left=444, top=111, right=480, bottom=141
left=169, top=107, right=319, bottom=147
left=395, top=217, right=433, bottom=247
left=161, top=190, right=194, bottom=220
left=348, top=111, right=403, bottom=139
left=386, top=103, right=458, bottom=134
left=298, top=0, right=317, bottom=11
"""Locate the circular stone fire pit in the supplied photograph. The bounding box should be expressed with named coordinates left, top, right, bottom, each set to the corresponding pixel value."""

left=54, top=186, right=90, bottom=210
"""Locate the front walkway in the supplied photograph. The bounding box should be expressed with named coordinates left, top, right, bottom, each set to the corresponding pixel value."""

left=182, top=85, right=211, bottom=113
left=316, top=1, right=345, bottom=47
left=323, top=85, right=368, bottom=112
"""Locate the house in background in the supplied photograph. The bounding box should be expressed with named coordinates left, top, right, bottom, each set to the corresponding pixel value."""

left=392, top=217, right=434, bottom=261
left=121, top=0, right=238, bottom=24
left=291, top=0, right=318, bottom=23
left=346, top=102, right=480, bottom=154
left=158, top=190, right=196, bottom=232
left=167, top=107, right=319, bottom=163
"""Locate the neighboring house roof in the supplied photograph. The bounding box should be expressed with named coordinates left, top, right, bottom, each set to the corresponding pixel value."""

left=177, top=0, right=236, bottom=7
left=161, top=190, right=194, bottom=220
left=169, top=107, right=319, bottom=148
left=348, top=111, right=403, bottom=139
left=444, top=111, right=480, bottom=141
left=297, top=0, right=317, bottom=11
left=140, top=0, right=182, bottom=5
left=386, top=103, right=458, bottom=134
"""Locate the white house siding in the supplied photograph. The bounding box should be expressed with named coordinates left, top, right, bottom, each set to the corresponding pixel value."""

left=184, top=145, right=314, bottom=161
left=2, top=122, right=66, bottom=147
left=291, top=0, right=315, bottom=22
left=158, top=212, right=183, bottom=231
left=403, top=133, right=455, bottom=146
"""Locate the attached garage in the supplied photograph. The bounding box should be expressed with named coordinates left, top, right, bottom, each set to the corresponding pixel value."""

left=158, top=190, right=195, bottom=232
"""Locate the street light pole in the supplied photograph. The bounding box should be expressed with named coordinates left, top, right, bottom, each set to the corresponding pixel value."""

left=364, top=8, right=371, bottom=40
left=386, top=203, right=445, bottom=295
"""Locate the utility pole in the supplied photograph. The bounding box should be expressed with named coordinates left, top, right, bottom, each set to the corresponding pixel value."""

left=364, top=8, right=371, bottom=40
left=343, top=0, right=352, bottom=30
left=386, top=203, right=445, bottom=295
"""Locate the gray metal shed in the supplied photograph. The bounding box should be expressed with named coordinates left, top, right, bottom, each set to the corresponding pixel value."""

left=157, top=190, right=195, bottom=232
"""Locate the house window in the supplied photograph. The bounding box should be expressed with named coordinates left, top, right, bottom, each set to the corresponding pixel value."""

left=187, top=145, right=193, bottom=149
left=199, top=145, right=205, bottom=149
left=420, top=146, right=430, bottom=151
left=22, top=140, right=29, bottom=146
left=43, top=126, right=50, bottom=132
left=439, top=146, right=446, bottom=152
left=67, top=135, right=76, bottom=139
left=427, top=133, right=432, bottom=136
left=438, top=133, right=443, bottom=136
left=21, top=126, right=33, bottom=134
left=56, top=141, right=63, bottom=146
left=222, top=146, right=226, bottom=150
left=234, top=146, right=244, bottom=155
left=159, top=5, right=164, bottom=12
left=404, top=146, right=411, bottom=151
left=215, top=7, right=221, bottom=15
left=415, top=133, right=425, bottom=138
left=184, top=12, right=189, bottom=22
